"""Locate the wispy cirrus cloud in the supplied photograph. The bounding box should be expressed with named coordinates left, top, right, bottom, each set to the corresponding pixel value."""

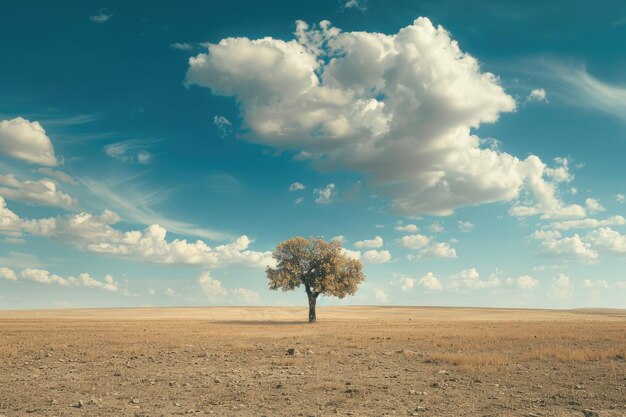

left=80, top=175, right=234, bottom=241
left=103, top=139, right=158, bottom=165
left=540, top=61, right=626, bottom=123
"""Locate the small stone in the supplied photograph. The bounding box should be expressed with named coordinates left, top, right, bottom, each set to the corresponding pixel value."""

left=129, top=398, right=140, bottom=404
left=582, top=410, right=599, bottom=417
left=287, top=348, right=299, bottom=356
left=70, top=400, right=83, bottom=408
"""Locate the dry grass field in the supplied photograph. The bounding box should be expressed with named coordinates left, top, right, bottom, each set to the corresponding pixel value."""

left=0, top=306, right=625, bottom=416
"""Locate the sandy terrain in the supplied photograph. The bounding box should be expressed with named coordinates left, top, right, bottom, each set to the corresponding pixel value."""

left=0, top=306, right=625, bottom=416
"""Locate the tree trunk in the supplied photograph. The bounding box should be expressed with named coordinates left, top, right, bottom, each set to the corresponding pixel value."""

left=308, top=293, right=317, bottom=323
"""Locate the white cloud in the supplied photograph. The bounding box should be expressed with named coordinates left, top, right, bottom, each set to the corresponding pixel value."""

left=288, top=182, right=305, bottom=192
left=0, top=196, right=274, bottom=268
left=525, top=88, right=547, bottom=104
left=90, top=11, right=112, bottom=23
left=531, top=229, right=562, bottom=240
left=585, top=227, right=626, bottom=255
left=170, top=42, right=193, bottom=51
left=362, top=249, right=391, bottom=263
left=515, top=275, right=540, bottom=289
left=450, top=268, right=478, bottom=288
left=314, top=183, right=335, bottom=204
left=331, top=235, right=346, bottom=244
left=185, top=19, right=590, bottom=218
left=583, top=279, right=610, bottom=289
left=545, top=157, right=573, bottom=183
left=585, top=198, right=605, bottom=214
left=0, top=267, right=17, bottom=281
left=415, top=242, right=457, bottom=259
left=137, top=151, right=152, bottom=164
left=77, top=273, right=119, bottom=292
left=214, top=115, right=233, bottom=139
left=341, top=247, right=362, bottom=260
left=418, top=272, right=442, bottom=290
left=616, top=193, right=625, bottom=204
left=0, top=117, right=58, bottom=166
left=539, top=234, right=599, bottom=263
left=475, top=275, right=501, bottom=289
left=450, top=268, right=501, bottom=290
left=394, top=223, right=418, bottom=232
left=343, top=0, right=367, bottom=11
left=0, top=174, right=76, bottom=209
left=294, top=196, right=304, bottom=205
left=397, top=276, right=415, bottom=291
left=354, top=235, right=383, bottom=248
left=198, top=271, right=227, bottom=301
left=104, top=139, right=155, bottom=164
left=396, top=234, right=430, bottom=249
left=164, top=288, right=176, bottom=297
left=457, top=220, right=474, bottom=232
left=550, top=273, right=572, bottom=300
left=509, top=157, right=585, bottom=219
left=34, top=168, right=79, bottom=186
left=373, top=288, right=388, bottom=303
left=0, top=198, right=23, bottom=237
left=21, top=268, right=71, bottom=286
left=546, top=215, right=626, bottom=231
left=18, top=268, right=119, bottom=292
left=428, top=222, right=445, bottom=233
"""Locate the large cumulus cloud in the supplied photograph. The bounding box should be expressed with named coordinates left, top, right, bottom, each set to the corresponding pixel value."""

left=0, top=117, right=58, bottom=166
left=186, top=17, right=580, bottom=217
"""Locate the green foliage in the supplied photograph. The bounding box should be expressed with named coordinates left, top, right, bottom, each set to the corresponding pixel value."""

left=266, top=237, right=365, bottom=298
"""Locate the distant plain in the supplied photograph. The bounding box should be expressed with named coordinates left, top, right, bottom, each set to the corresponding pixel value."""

left=1, top=307, right=625, bottom=416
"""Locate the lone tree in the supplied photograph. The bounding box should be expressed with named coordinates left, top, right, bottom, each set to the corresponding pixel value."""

left=266, top=237, right=365, bottom=323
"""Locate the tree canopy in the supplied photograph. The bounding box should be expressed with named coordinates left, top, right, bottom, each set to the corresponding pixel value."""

left=266, top=237, right=365, bottom=322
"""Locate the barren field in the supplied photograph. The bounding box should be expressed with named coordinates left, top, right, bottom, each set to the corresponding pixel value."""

left=1, top=307, right=625, bottom=417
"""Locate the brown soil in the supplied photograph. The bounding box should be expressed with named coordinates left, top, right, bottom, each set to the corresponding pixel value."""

left=0, top=306, right=625, bottom=416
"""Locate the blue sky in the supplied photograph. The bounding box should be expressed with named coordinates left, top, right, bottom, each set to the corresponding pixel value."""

left=1, top=0, right=626, bottom=309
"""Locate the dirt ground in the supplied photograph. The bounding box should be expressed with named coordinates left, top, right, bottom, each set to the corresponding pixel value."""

left=0, top=306, right=625, bottom=417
